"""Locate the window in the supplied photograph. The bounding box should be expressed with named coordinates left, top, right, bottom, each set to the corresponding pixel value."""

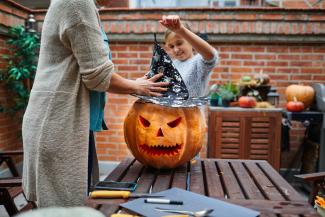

left=130, top=0, right=177, bottom=8
left=212, top=0, right=240, bottom=7
left=129, top=0, right=240, bottom=8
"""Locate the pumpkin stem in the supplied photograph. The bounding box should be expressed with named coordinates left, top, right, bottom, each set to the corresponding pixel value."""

left=293, top=96, right=297, bottom=102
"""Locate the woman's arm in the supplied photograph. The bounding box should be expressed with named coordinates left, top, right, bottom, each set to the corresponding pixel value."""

left=107, top=73, right=169, bottom=97
left=62, top=2, right=169, bottom=96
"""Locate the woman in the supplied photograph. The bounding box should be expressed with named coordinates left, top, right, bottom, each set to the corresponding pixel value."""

left=22, top=0, right=168, bottom=207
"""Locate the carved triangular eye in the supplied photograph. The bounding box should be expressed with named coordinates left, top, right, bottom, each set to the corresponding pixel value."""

left=139, top=115, right=150, bottom=127
left=167, top=117, right=182, bottom=128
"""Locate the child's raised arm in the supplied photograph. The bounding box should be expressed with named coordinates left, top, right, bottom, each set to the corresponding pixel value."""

left=160, top=15, right=216, bottom=61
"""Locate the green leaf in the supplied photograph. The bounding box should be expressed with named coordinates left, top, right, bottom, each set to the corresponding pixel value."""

left=1, top=25, right=40, bottom=114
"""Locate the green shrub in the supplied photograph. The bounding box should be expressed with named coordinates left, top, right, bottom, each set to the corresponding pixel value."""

left=209, top=82, right=239, bottom=101
left=0, top=25, right=40, bottom=112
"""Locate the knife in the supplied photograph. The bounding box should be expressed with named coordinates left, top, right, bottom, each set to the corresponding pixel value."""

left=90, top=190, right=163, bottom=199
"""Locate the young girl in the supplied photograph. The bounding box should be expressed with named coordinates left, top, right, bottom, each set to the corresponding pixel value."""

left=160, top=15, right=219, bottom=98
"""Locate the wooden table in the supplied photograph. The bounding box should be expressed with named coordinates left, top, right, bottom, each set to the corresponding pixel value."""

left=86, top=157, right=319, bottom=217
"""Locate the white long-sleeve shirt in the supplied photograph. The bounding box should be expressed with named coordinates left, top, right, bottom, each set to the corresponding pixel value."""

left=173, top=50, right=219, bottom=98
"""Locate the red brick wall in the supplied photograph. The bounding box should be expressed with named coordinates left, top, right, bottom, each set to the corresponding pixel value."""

left=93, top=9, right=325, bottom=166
left=0, top=36, right=23, bottom=169
left=1, top=1, right=325, bottom=169
left=240, top=0, right=325, bottom=8
left=97, top=42, right=325, bottom=165
left=0, top=1, right=29, bottom=26
left=96, top=0, right=325, bottom=9
left=97, top=0, right=129, bottom=8
left=282, top=0, right=325, bottom=8
left=0, top=1, right=28, bottom=157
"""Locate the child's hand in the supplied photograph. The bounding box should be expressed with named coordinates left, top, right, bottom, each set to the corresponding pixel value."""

left=159, top=15, right=183, bottom=33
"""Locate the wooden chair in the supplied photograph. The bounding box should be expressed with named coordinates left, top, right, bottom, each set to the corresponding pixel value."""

left=0, top=150, right=23, bottom=177
left=295, top=172, right=325, bottom=205
left=0, top=150, right=36, bottom=216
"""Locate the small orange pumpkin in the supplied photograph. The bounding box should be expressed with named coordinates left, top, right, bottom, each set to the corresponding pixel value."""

left=286, top=97, right=304, bottom=112
left=285, top=84, right=315, bottom=108
left=124, top=100, right=205, bottom=169
left=238, top=96, right=257, bottom=108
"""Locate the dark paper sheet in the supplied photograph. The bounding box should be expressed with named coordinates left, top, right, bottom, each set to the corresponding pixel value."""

left=121, top=187, right=260, bottom=217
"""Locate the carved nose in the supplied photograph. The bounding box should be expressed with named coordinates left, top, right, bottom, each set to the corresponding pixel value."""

left=157, top=128, right=164, bottom=137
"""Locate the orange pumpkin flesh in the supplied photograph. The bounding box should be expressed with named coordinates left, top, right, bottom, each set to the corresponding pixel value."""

left=124, top=100, right=205, bottom=169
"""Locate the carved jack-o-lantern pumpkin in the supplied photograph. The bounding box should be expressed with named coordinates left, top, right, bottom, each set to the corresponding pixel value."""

left=124, top=100, right=205, bottom=169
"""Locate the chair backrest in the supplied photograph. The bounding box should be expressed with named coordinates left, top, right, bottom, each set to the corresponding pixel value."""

left=0, top=150, right=37, bottom=215
left=295, top=172, right=325, bottom=205
left=0, top=150, right=24, bottom=177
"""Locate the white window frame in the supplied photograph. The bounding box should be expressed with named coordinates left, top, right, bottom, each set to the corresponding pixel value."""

left=129, top=0, right=240, bottom=8
left=210, top=0, right=240, bottom=7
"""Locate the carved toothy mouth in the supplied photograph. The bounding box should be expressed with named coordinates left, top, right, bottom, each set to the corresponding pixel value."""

left=139, top=144, right=182, bottom=156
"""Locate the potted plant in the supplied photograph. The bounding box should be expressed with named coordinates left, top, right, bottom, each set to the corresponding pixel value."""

left=0, top=25, right=40, bottom=113
left=209, top=82, right=239, bottom=107
left=209, top=84, right=220, bottom=106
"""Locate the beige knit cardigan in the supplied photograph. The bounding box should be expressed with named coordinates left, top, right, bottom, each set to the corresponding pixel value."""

left=22, top=0, right=113, bottom=207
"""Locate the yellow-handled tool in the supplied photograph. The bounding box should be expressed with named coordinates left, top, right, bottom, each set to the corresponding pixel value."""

left=90, top=190, right=163, bottom=199
left=111, top=214, right=189, bottom=217
left=110, top=214, right=139, bottom=217
left=110, top=214, right=188, bottom=217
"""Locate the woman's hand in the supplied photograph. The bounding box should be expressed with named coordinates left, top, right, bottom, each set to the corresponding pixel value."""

left=159, top=15, right=183, bottom=33
left=134, top=73, right=169, bottom=97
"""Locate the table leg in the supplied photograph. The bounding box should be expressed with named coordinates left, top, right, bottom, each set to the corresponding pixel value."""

left=0, top=188, right=19, bottom=216
left=318, top=113, right=325, bottom=171
left=0, top=156, right=20, bottom=177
